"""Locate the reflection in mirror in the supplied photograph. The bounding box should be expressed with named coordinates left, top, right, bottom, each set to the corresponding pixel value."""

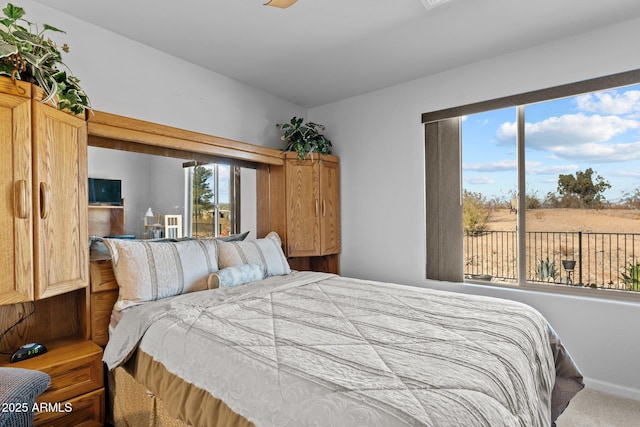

left=87, top=146, right=256, bottom=240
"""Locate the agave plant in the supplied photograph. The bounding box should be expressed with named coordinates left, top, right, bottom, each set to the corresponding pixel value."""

left=536, top=257, right=558, bottom=282
left=277, top=116, right=332, bottom=160
left=621, top=261, right=640, bottom=291
left=0, top=2, right=90, bottom=115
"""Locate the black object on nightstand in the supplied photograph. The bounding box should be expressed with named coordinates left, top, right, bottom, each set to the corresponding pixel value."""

left=10, top=343, right=47, bottom=363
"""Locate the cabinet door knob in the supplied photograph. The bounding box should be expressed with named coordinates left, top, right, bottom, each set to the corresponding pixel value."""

left=40, top=182, right=50, bottom=219
left=322, top=200, right=326, bottom=217
left=315, top=199, right=319, bottom=217
left=15, top=180, right=28, bottom=219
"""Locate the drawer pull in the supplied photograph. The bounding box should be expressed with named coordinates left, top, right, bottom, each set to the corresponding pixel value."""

left=15, top=180, right=28, bottom=219
left=39, top=182, right=50, bottom=219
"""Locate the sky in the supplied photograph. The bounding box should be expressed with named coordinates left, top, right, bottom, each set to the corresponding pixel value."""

left=201, top=164, right=230, bottom=204
left=462, top=83, right=640, bottom=203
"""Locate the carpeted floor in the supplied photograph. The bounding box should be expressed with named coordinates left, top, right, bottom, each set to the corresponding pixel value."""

left=556, top=387, right=640, bottom=427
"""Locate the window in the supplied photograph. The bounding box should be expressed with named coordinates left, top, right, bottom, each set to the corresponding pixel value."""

left=184, top=162, right=240, bottom=238
left=424, top=69, right=640, bottom=297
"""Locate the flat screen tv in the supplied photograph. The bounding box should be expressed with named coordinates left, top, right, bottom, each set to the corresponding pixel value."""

left=88, top=178, right=122, bottom=206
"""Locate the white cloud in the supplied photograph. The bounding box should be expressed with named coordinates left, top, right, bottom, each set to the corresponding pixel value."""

left=463, top=160, right=578, bottom=175
left=552, top=141, right=640, bottom=162
left=527, top=163, right=579, bottom=175
left=465, top=175, right=494, bottom=185
left=610, top=170, right=640, bottom=178
left=496, top=113, right=640, bottom=162
left=463, top=159, right=516, bottom=172
left=575, top=90, right=640, bottom=116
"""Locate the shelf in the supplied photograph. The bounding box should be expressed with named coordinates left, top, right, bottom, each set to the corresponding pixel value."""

left=88, top=199, right=125, bottom=237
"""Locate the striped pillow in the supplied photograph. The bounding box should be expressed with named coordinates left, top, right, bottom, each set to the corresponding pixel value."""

left=104, top=238, right=219, bottom=310
left=217, top=231, right=291, bottom=277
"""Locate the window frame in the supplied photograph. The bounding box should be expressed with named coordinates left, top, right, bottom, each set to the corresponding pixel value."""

left=423, top=69, right=640, bottom=302
left=184, top=161, right=241, bottom=238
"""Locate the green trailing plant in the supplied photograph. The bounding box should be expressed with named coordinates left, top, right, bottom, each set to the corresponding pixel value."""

left=621, top=261, right=640, bottom=291
left=277, top=116, right=332, bottom=160
left=536, top=257, right=558, bottom=282
left=0, top=2, right=90, bottom=115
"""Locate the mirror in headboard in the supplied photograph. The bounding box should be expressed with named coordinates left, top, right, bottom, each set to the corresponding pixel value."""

left=86, top=110, right=284, bottom=243
left=87, top=146, right=257, bottom=241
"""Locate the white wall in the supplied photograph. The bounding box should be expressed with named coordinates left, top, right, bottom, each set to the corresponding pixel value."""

left=309, top=18, right=640, bottom=399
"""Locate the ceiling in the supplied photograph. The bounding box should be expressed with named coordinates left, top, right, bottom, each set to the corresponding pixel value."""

left=33, top=0, right=640, bottom=108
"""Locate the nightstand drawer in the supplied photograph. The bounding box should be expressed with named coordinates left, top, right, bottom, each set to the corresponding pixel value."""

left=34, top=387, right=104, bottom=426
left=14, top=341, right=104, bottom=404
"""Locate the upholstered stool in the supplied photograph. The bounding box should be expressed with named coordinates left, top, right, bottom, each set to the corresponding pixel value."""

left=0, top=367, right=50, bottom=427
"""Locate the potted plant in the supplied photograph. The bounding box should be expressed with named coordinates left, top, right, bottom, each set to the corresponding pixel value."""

left=0, top=2, right=90, bottom=115
left=277, top=116, right=332, bottom=160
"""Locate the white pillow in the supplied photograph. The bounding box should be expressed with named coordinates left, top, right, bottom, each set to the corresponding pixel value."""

left=104, top=238, right=219, bottom=310
left=217, top=231, right=291, bottom=277
left=207, top=264, right=265, bottom=289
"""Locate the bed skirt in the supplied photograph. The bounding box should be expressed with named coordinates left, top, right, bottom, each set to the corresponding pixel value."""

left=108, top=352, right=254, bottom=427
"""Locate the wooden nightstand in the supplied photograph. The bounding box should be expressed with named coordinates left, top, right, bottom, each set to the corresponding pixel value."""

left=3, top=340, right=104, bottom=426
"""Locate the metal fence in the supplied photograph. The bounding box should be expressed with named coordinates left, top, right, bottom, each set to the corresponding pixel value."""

left=464, top=230, right=640, bottom=292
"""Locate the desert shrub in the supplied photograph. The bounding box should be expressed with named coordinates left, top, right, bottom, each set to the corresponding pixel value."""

left=536, top=257, right=558, bottom=282
left=621, top=262, right=640, bottom=291
left=463, top=190, right=492, bottom=235
left=621, top=189, right=640, bottom=209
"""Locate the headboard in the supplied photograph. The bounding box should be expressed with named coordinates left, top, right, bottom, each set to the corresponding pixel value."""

left=89, top=258, right=119, bottom=346
left=86, top=110, right=287, bottom=347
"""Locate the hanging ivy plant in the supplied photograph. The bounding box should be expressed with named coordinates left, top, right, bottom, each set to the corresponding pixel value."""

left=0, top=2, right=90, bottom=115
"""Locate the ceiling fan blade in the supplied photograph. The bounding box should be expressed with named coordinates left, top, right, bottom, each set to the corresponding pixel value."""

left=264, top=0, right=298, bottom=8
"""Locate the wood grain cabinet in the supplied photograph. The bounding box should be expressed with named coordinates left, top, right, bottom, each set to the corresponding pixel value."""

left=0, top=78, right=88, bottom=305
left=285, top=152, right=340, bottom=257
left=258, top=152, right=341, bottom=273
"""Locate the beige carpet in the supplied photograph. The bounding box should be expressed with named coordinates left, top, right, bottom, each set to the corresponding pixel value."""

left=556, top=387, right=640, bottom=427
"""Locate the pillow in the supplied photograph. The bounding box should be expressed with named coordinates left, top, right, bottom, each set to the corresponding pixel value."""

left=217, top=231, right=291, bottom=277
left=207, top=264, right=265, bottom=289
left=216, top=231, right=250, bottom=242
left=103, top=238, right=219, bottom=310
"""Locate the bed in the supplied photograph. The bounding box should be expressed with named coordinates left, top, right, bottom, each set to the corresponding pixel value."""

left=98, top=232, right=584, bottom=427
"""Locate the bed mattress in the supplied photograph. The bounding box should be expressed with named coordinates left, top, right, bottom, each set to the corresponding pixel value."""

left=104, top=271, right=583, bottom=427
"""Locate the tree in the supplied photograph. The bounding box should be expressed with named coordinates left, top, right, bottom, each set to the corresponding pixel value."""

left=192, top=166, right=214, bottom=219
left=557, top=168, right=611, bottom=207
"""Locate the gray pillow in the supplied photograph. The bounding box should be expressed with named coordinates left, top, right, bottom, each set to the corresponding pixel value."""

left=216, top=231, right=250, bottom=242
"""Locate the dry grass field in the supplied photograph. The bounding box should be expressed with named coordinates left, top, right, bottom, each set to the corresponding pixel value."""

left=489, top=208, right=640, bottom=233
left=464, top=208, right=640, bottom=291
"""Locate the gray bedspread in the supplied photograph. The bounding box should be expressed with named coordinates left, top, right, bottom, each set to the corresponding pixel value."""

left=104, top=271, right=583, bottom=427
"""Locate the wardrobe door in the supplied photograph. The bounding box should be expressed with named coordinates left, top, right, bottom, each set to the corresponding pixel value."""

left=285, top=158, right=321, bottom=257
left=32, top=102, right=88, bottom=299
left=0, top=94, right=32, bottom=305
left=319, top=159, right=340, bottom=256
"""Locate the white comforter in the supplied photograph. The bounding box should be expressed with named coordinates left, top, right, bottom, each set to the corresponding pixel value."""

left=105, top=271, right=582, bottom=427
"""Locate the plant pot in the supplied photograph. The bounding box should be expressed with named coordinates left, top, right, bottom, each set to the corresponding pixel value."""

left=562, top=260, right=576, bottom=271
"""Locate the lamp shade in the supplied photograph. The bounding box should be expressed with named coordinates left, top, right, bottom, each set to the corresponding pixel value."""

left=264, top=0, right=298, bottom=8
left=145, top=207, right=154, bottom=217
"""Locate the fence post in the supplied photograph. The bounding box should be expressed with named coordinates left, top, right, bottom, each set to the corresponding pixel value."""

left=578, top=231, right=583, bottom=285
